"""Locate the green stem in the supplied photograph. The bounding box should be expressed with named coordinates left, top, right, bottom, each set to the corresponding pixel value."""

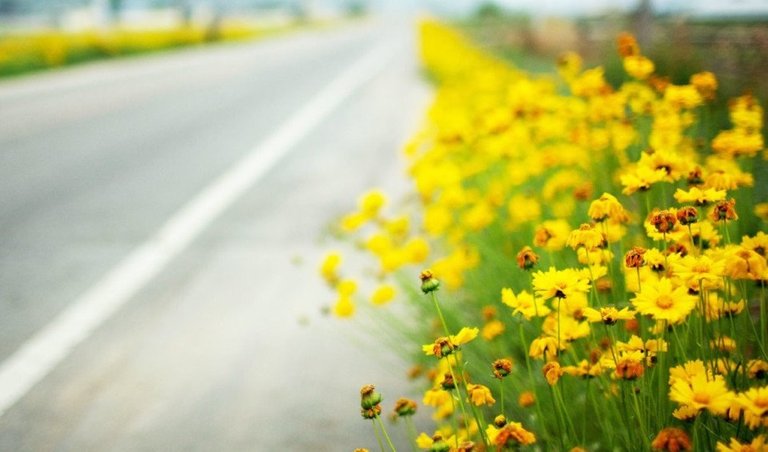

left=375, top=415, right=397, bottom=452
left=405, top=417, right=418, bottom=452
left=372, top=419, right=385, bottom=452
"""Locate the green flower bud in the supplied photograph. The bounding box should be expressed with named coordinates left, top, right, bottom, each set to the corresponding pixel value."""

left=419, top=270, right=440, bottom=293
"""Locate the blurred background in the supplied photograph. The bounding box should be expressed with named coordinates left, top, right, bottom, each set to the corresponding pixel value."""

left=0, top=0, right=766, bottom=450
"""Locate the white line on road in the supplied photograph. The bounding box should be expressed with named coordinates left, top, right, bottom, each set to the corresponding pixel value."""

left=0, top=40, right=399, bottom=416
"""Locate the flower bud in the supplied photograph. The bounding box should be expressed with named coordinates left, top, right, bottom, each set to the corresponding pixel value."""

left=649, top=210, right=677, bottom=233
left=360, top=384, right=382, bottom=410
left=494, top=414, right=508, bottom=427
left=676, top=206, right=698, bottom=225
left=440, top=372, right=456, bottom=390
left=393, top=397, right=417, bottom=417
left=516, top=246, right=539, bottom=270
left=492, top=358, right=513, bottom=379
left=419, top=270, right=440, bottom=293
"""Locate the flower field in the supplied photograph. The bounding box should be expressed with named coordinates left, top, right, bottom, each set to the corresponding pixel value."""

left=322, top=20, right=768, bottom=451
left=0, top=20, right=309, bottom=78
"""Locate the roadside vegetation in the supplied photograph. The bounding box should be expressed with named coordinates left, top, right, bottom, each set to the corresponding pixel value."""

left=0, top=18, right=340, bottom=78
left=322, top=18, right=768, bottom=451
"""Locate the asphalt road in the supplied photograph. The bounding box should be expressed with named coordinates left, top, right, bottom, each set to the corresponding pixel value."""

left=0, top=17, right=430, bottom=450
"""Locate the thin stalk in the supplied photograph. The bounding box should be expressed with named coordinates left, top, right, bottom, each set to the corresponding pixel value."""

left=372, top=419, right=386, bottom=452
left=375, top=414, right=397, bottom=452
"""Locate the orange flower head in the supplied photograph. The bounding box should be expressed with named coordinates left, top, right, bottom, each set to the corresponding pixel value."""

left=492, top=358, right=513, bottom=379
left=651, top=427, right=692, bottom=452
left=711, top=199, right=738, bottom=222
left=516, top=246, right=539, bottom=270
left=625, top=246, right=647, bottom=268
left=617, top=32, right=640, bottom=57
left=650, top=209, right=678, bottom=233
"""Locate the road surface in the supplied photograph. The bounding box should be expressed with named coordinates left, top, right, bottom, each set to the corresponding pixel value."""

left=0, top=16, right=430, bottom=451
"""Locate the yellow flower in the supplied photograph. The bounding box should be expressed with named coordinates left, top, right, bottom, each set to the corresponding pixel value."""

left=737, top=386, right=768, bottom=429
left=529, top=335, right=562, bottom=361
left=533, top=220, right=571, bottom=251
left=500, top=288, right=550, bottom=319
left=621, top=165, right=666, bottom=195
left=481, top=320, right=504, bottom=341
left=319, top=251, right=341, bottom=284
left=370, top=284, right=395, bottom=306
left=332, top=296, right=355, bottom=318
left=422, top=327, right=479, bottom=358
left=631, top=277, right=697, bottom=324
left=487, top=421, right=536, bottom=447
left=724, top=246, right=767, bottom=280
left=562, top=359, right=603, bottom=378
left=623, top=55, right=654, bottom=79
left=582, top=306, right=636, bottom=325
left=672, top=254, right=725, bottom=291
left=337, top=279, right=357, bottom=297
left=673, top=187, right=726, bottom=206
left=588, top=192, right=628, bottom=223
left=567, top=223, right=605, bottom=250
left=358, top=189, right=387, bottom=217
left=669, top=373, right=733, bottom=416
left=542, top=313, right=591, bottom=342
left=340, top=211, right=367, bottom=232
left=518, top=391, right=536, bottom=407
left=691, top=71, right=717, bottom=100
left=542, top=361, right=562, bottom=385
left=404, top=237, right=430, bottom=263
left=466, top=383, right=495, bottom=406
left=532, top=267, right=591, bottom=300
left=716, top=435, right=767, bottom=452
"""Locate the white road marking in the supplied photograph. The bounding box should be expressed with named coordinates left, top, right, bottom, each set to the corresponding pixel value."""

left=0, top=41, right=398, bottom=416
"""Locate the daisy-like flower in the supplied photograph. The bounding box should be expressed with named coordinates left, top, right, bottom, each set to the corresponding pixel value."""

left=532, top=267, right=591, bottom=300
left=529, top=336, right=562, bottom=361
left=673, top=187, right=726, bottom=206
left=621, top=165, right=667, bottom=195
left=703, top=293, right=744, bottom=321
left=631, top=277, right=697, bottom=324
left=486, top=421, right=536, bottom=447
left=562, top=359, right=603, bottom=379
left=466, top=383, right=495, bottom=406
left=588, top=192, right=629, bottom=223
left=582, top=306, right=636, bottom=325
left=567, top=223, right=605, bottom=250
left=716, top=435, right=767, bottom=452
left=624, top=55, right=655, bottom=79
left=737, top=386, right=768, bottom=429
left=669, top=373, right=734, bottom=416
left=542, top=361, right=563, bottom=385
left=415, top=432, right=451, bottom=452
left=542, top=314, right=591, bottom=342
left=724, top=246, right=767, bottom=280
left=501, top=288, right=550, bottom=319
left=422, top=327, right=479, bottom=358
left=672, top=254, right=725, bottom=291
left=748, top=359, right=768, bottom=380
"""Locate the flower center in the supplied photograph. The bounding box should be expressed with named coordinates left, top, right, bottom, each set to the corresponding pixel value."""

left=656, top=295, right=674, bottom=309
left=693, top=393, right=710, bottom=405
